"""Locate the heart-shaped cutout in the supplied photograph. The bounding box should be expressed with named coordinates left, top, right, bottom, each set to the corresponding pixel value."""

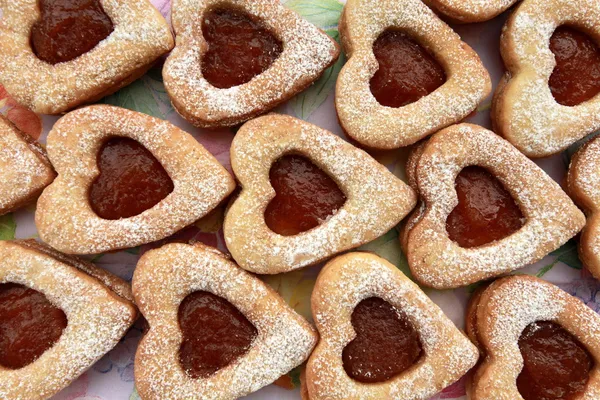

left=31, top=0, right=114, bottom=65
left=370, top=30, right=446, bottom=108
left=89, top=137, right=174, bottom=220
left=265, top=155, right=346, bottom=236
left=0, top=283, right=67, bottom=369
left=342, top=297, right=422, bottom=383
left=201, top=8, right=283, bottom=89
left=178, top=290, right=257, bottom=379
left=446, top=166, right=524, bottom=248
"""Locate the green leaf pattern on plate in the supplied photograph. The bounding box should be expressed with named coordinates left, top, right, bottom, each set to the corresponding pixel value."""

left=0, top=213, right=16, bottom=240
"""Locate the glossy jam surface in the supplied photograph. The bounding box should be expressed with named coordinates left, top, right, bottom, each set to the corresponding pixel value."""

left=370, top=30, right=446, bottom=108
left=549, top=27, right=600, bottom=106
left=178, top=291, right=257, bottom=379
left=342, top=297, right=422, bottom=383
left=517, top=321, right=593, bottom=400
left=0, top=283, right=67, bottom=369
left=31, top=0, right=113, bottom=65
left=89, top=137, right=174, bottom=220
left=264, top=155, right=346, bottom=236
left=201, top=8, right=283, bottom=89
left=446, top=166, right=524, bottom=248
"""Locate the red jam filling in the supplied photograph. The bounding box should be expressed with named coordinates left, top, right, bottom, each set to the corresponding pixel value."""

left=0, top=283, right=67, bottom=369
left=446, top=166, right=524, bottom=248
left=549, top=27, right=600, bottom=106
left=264, top=155, right=346, bottom=236
left=370, top=30, right=446, bottom=108
left=517, top=321, right=593, bottom=400
left=201, top=8, right=283, bottom=89
left=178, top=291, right=257, bottom=379
left=342, top=297, right=422, bottom=383
left=31, top=0, right=114, bottom=65
left=89, top=137, right=174, bottom=220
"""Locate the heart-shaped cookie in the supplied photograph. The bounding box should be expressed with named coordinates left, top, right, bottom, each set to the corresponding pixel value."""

left=0, top=0, right=174, bottom=114
left=336, top=0, right=491, bottom=150
left=403, top=124, right=585, bottom=289
left=35, top=105, right=235, bottom=254
left=163, top=0, right=340, bottom=128
left=224, top=114, right=417, bottom=274
left=133, top=242, right=317, bottom=400
left=306, top=252, right=478, bottom=399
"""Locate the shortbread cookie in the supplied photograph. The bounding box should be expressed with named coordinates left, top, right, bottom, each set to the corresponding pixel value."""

left=468, top=275, right=600, bottom=400
left=404, top=124, right=585, bottom=289
left=0, top=0, right=174, bottom=114
left=163, top=0, right=340, bottom=128
left=0, top=239, right=137, bottom=400
left=336, top=0, right=491, bottom=150
left=35, top=105, right=235, bottom=254
left=567, top=135, right=600, bottom=280
left=422, top=0, right=518, bottom=23
left=224, top=114, right=417, bottom=274
left=133, top=242, right=317, bottom=400
left=492, top=0, right=600, bottom=157
left=306, top=252, right=478, bottom=400
left=0, top=116, right=55, bottom=215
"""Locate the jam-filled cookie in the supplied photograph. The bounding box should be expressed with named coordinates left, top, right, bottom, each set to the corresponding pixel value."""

left=422, top=0, right=519, bottom=23
left=0, top=0, right=174, bottom=114
left=0, top=116, right=55, bottom=216
left=133, top=242, right=317, bottom=400
left=224, top=114, right=417, bottom=274
left=467, top=275, right=600, bottom=399
left=402, top=124, right=585, bottom=289
left=0, top=239, right=137, bottom=400
left=35, top=105, right=235, bottom=254
left=567, top=135, right=600, bottom=280
left=336, top=0, right=491, bottom=150
left=163, top=0, right=340, bottom=128
left=492, top=0, right=600, bottom=157
left=306, top=252, right=478, bottom=400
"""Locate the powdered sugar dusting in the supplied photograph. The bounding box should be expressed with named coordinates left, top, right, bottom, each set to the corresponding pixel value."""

left=422, top=0, right=516, bottom=22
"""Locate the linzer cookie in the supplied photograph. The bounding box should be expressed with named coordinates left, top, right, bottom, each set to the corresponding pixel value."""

left=35, top=105, right=235, bottom=254
left=336, top=0, right=491, bottom=150
left=492, top=0, right=600, bottom=157
left=0, top=116, right=55, bottom=216
left=0, top=239, right=137, bottom=400
left=567, top=135, right=600, bottom=280
left=403, top=124, right=585, bottom=289
left=422, top=0, right=518, bottom=23
left=163, top=0, right=340, bottom=128
left=0, top=0, right=174, bottom=115
left=133, top=242, right=317, bottom=400
left=306, top=252, right=478, bottom=400
left=467, top=275, right=600, bottom=399
left=223, top=114, right=417, bottom=274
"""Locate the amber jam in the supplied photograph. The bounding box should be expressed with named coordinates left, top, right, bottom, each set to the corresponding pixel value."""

left=517, top=321, right=593, bottom=400
left=89, top=137, right=174, bottom=220
left=446, top=166, right=524, bottom=248
left=178, top=291, right=257, bottom=379
left=31, top=0, right=114, bottom=65
left=549, top=27, right=600, bottom=106
left=342, top=297, right=422, bottom=383
left=0, top=283, right=68, bottom=369
left=264, top=155, right=346, bottom=236
left=370, top=30, right=446, bottom=108
left=201, top=8, right=283, bottom=89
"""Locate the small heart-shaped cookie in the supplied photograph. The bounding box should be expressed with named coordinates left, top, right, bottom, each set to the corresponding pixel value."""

left=0, top=0, right=174, bottom=114
left=35, top=105, right=235, bottom=254
left=336, top=0, right=491, bottom=150
left=163, top=0, right=340, bottom=128
left=224, top=114, right=417, bottom=274
left=0, top=239, right=137, bottom=400
left=403, top=124, right=585, bottom=289
left=306, top=252, right=478, bottom=400
left=0, top=116, right=55, bottom=216
left=468, top=275, right=600, bottom=399
left=423, top=0, right=519, bottom=23
left=133, top=242, right=317, bottom=400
